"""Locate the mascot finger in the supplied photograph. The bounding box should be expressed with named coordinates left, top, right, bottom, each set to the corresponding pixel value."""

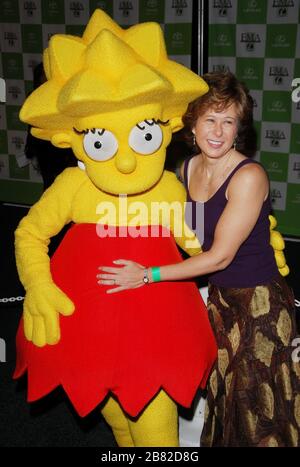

left=23, top=310, right=33, bottom=342
left=32, top=315, right=47, bottom=348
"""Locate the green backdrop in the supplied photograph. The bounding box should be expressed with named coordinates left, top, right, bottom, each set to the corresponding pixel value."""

left=208, top=0, right=300, bottom=236
left=0, top=0, right=194, bottom=204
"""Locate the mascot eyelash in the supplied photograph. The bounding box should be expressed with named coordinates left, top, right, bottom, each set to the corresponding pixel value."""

left=73, top=120, right=169, bottom=134
left=73, top=128, right=105, bottom=135
left=137, top=119, right=169, bottom=130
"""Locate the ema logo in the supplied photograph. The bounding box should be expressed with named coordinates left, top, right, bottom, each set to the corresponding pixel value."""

left=293, top=162, right=300, bottom=176
left=8, top=85, right=22, bottom=100
left=269, top=66, right=289, bottom=85
left=4, top=32, right=18, bottom=47
left=271, top=188, right=282, bottom=202
left=69, top=1, right=84, bottom=18
left=265, top=129, right=286, bottom=147
left=23, top=1, right=37, bottom=17
left=118, top=1, right=133, bottom=17
left=172, top=0, right=188, bottom=16
left=240, top=32, right=261, bottom=51
left=213, top=0, right=232, bottom=17
left=272, top=0, right=294, bottom=17
left=12, top=136, right=25, bottom=150
left=252, top=97, right=258, bottom=108
left=212, top=64, right=231, bottom=72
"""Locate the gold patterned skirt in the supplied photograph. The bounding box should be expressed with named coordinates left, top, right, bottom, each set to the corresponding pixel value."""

left=201, top=275, right=300, bottom=447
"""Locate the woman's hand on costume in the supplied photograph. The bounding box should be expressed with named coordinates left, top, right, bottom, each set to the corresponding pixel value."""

left=97, top=260, right=146, bottom=294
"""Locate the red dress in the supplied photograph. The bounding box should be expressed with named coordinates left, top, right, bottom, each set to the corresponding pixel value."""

left=14, top=224, right=217, bottom=417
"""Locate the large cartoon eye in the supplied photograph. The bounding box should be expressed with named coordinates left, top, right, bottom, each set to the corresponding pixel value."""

left=83, top=129, right=118, bottom=161
left=129, top=120, right=163, bottom=155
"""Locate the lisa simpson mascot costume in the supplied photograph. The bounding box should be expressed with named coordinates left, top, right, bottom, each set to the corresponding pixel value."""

left=13, top=10, right=288, bottom=447
left=14, top=9, right=218, bottom=447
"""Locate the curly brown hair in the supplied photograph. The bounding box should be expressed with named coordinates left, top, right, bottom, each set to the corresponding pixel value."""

left=182, top=72, right=256, bottom=156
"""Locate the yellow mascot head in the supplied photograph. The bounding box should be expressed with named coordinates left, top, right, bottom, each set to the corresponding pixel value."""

left=20, top=9, right=208, bottom=195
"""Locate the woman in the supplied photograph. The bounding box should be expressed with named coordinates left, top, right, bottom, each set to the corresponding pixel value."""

left=97, top=72, right=300, bottom=447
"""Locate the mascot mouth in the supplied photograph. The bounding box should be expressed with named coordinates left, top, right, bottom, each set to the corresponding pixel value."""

left=86, top=168, right=164, bottom=196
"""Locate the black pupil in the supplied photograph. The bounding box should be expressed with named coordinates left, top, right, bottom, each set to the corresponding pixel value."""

left=94, top=141, right=102, bottom=149
left=145, top=133, right=152, bottom=141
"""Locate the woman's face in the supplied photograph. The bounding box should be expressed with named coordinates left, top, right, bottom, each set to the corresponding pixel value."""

left=193, top=103, right=239, bottom=159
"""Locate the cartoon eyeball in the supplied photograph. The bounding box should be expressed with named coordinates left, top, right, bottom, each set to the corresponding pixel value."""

left=83, top=129, right=118, bottom=161
left=129, top=120, right=163, bottom=155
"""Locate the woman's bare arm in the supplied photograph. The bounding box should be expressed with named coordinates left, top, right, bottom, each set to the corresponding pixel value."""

left=158, top=163, right=269, bottom=280
left=98, top=164, right=269, bottom=292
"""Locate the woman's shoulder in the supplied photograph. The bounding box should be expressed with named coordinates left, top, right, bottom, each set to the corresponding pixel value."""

left=232, top=154, right=267, bottom=176
left=228, top=157, right=269, bottom=194
left=237, top=158, right=267, bottom=176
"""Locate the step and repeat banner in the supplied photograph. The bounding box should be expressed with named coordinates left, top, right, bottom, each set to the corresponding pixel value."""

left=208, top=0, right=300, bottom=237
left=0, top=0, right=194, bottom=204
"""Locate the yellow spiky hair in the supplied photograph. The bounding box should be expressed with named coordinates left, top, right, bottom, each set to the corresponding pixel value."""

left=20, top=9, right=208, bottom=137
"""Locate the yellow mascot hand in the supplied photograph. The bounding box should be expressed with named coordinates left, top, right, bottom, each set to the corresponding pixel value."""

left=23, top=282, right=75, bottom=347
left=269, top=215, right=290, bottom=277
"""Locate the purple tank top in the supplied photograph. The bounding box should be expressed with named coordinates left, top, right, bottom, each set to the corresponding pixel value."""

left=184, top=157, right=278, bottom=288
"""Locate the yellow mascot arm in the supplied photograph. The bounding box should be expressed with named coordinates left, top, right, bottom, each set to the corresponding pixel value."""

left=269, top=215, right=289, bottom=277
left=15, top=168, right=84, bottom=347
left=160, top=171, right=202, bottom=257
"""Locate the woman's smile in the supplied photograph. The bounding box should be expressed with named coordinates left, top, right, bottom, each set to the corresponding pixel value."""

left=207, top=139, right=224, bottom=148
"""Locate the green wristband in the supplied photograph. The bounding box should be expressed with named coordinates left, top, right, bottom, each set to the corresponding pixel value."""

left=151, top=266, right=161, bottom=283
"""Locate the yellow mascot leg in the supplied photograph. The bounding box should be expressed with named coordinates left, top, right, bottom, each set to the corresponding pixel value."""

left=128, top=390, right=179, bottom=447
left=101, top=396, right=135, bottom=447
